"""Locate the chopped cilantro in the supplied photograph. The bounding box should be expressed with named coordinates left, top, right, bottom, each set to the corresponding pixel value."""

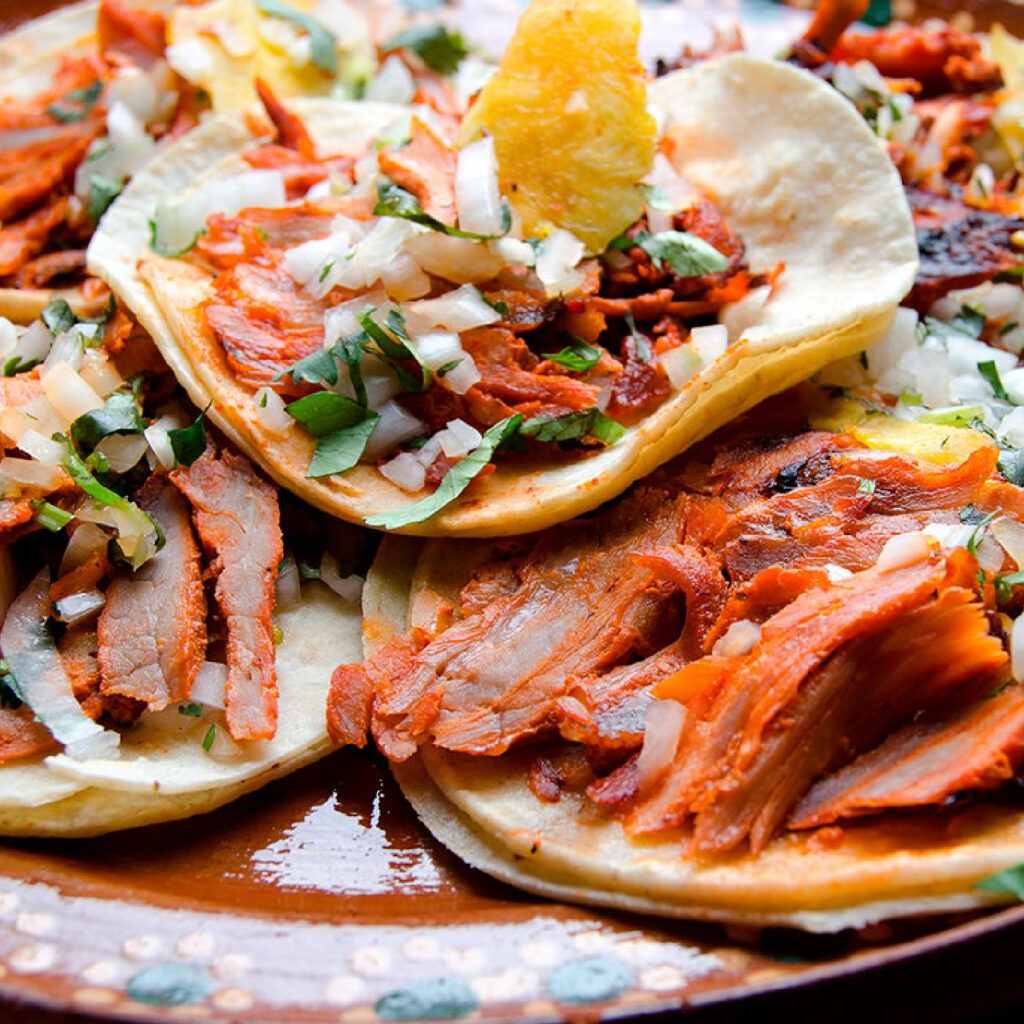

left=46, top=80, right=102, bottom=123
left=383, top=23, right=469, bottom=75
left=42, top=298, right=77, bottom=337
left=993, top=570, right=1024, bottom=604
left=950, top=304, right=985, bottom=338
left=624, top=311, right=652, bottom=363
left=1000, top=321, right=1020, bottom=337
left=87, top=174, right=121, bottom=223
left=30, top=500, right=73, bottom=532
left=365, top=416, right=522, bottom=529
left=3, top=354, right=41, bottom=377
left=636, top=230, right=729, bottom=277
left=148, top=217, right=202, bottom=258
left=1000, top=448, right=1024, bottom=487
left=542, top=336, right=602, bottom=372
left=483, top=296, right=509, bottom=316
left=856, top=477, right=876, bottom=496
left=70, top=390, right=145, bottom=454
left=978, top=360, right=1015, bottom=404
left=976, top=862, right=1024, bottom=899
left=436, top=358, right=462, bottom=377
left=276, top=346, right=340, bottom=387
left=202, top=724, right=217, bottom=751
left=318, top=260, right=335, bottom=283
left=519, top=408, right=626, bottom=445
left=168, top=406, right=209, bottom=468
left=178, top=702, right=203, bottom=718
left=307, top=415, right=379, bottom=477
left=285, top=392, right=365, bottom=435
left=297, top=560, right=321, bottom=580
left=254, top=0, right=338, bottom=75
left=374, top=179, right=509, bottom=239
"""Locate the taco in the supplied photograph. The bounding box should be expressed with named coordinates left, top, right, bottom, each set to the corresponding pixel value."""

left=0, top=301, right=366, bottom=837
left=88, top=0, right=918, bottom=538
left=0, top=0, right=373, bottom=324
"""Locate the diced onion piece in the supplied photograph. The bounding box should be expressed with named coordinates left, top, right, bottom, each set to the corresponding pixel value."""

left=365, top=55, right=416, bottom=104
left=165, top=39, right=214, bottom=84
left=0, top=316, right=17, bottom=358
left=866, top=306, right=918, bottom=377
left=95, top=433, right=149, bottom=473
left=79, top=349, right=124, bottom=398
left=151, top=170, right=286, bottom=256
left=659, top=345, right=702, bottom=390
left=17, top=429, right=66, bottom=466
left=407, top=285, right=501, bottom=333
left=254, top=387, right=293, bottom=436
left=438, top=419, right=482, bottom=457
left=824, top=563, right=853, bottom=582
left=41, top=361, right=104, bottom=426
left=107, top=64, right=175, bottom=126
left=712, top=619, right=761, bottom=657
left=381, top=252, right=431, bottom=301
left=410, top=331, right=462, bottom=370
left=1012, top=616, right=1024, bottom=684
left=379, top=451, right=427, bottom=492
left=60, top=522, right=109, bottom=575
left=455, top=136, right=504, bottom=236
left=438, top=356, right=481, bottom=395
left=635, top=699, right=685, bottom=791
left=535, top=230, right=585, bottom=297
left=143, top=423, right=175, bottom=469
left=8, top=320, right=52, bottom=371
left=994, top=517, right=1024, bottom=570
left=324, top=290, right=390, bottom=345
left=363, top=400, right=428, bottom=461
left=75, top=101, right=156, bottom=198
left=406, top=233, right=505, bottom=284
left=491, top=237, right=536, bottom=267
left=1, top=569, right=119, bottom=760
left=876, top=531, right=935, bottom=572
left=53, top=588, right=105, bottom=628
left=332, top=219, right=423, bottom=291
left=976, top=535, right=1006, bottom=574
left=275, top=558, right=301, bottom=610
left=690, top=324, right=728, bottom=366
left=191, top=661, right=228, bottom=710
left=922, top=522, right=974, bottom=549
left=0, top=457, right=65, bottom=491
left=320, top=551, right=364, bottom=603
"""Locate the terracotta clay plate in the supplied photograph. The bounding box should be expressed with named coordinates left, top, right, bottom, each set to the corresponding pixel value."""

left=7, top=2, right=1024, bottom=1022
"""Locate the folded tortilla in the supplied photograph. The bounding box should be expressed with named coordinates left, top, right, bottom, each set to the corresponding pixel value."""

left=89, top=54, right=919, bottom=537
left=0, top=582, right=361, bottom=837
left=364, top=534, right=1024, bottom=933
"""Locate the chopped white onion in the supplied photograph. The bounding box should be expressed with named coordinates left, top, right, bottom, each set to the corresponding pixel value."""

left=381, top=252, right=432, bottom=301
left=994, top=517, right=1024, bottom=570
left=60, top=523, right=109, bottom=575
left=165, top=39, right=214, bottom=84
left=275, top=558, right=301, bottom=610
left=438, top=419, right=482, bottom=457
left=976, top=535, right=1006, bottom=574
left=876, top=531, right=934, bottom=572
left=635, top=699, right=686, bottom=791
left=491, top=236, right=536, bottom=267
left=659, top=345, right=702, bottom=390
left=151, top=170, right=286, bottom=256
left=43, top=328, right=86, bottom=372
left=319, top=551, right=364, bottom=603
left=324, top=290, right=390, bottom=345
left=456, top=136, right=504, bottom=237
left=824, top=563, right=853, bottom=582
left=409, top=331, right=462, bottom=370
left=331, top=218, right=424, bottom=291
left=74, top=101, right=156, bottom=199
left=191, top=661, right=228, bottom=710
left=143, top=423, right=175, bottom=470
left=406, top=233, right=505, bottom=284
left=41, top=361, right=104, bottom=427
left=922, top=522, right=974, bottom=549
left=535, top=230, right=585, bottom=297
left=95, top=433, right=149, bottom=474
left=8, top=320, right=52, bottom=371
left=53, top=589, right=106, bottom=628
left=1013, top=616, right=1024, bottom=684
left=17, top=429, right=66, bottom=466
left=407, top=285, right=501, bottom=333
left=0, top=457, right=65, bottom=492
left=365, top=55, right=416, bottom=104
left=79, top=349, right=124, bottom=398
left=362, top=400, right=427, bottom=461
left=865, top=306, right=918, bottom=378
left=437, top=356, right=481, bottom=395
left=254, top=387, right=293, bottom=436
left=379, top=451, right=427, bottom=492
left=712, top=619, right=761, bottom=657
left=690, top=324, right=728, bottom=367
left=0, top=317, right=16, bottom=358
left=107, top=63, right=177, bottom=126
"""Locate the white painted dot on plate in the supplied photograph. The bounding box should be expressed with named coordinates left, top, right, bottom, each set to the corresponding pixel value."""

left=326, top=975, right=366, bottom=1005
left=639, top=965, right=688, bottom=993
left=177, top=932, right=216, bottom=959
left=81, top=960, right=121, bottom=985
left=350, top=945, right=392, bottom=977
left=15, top=912, right=55, bottom=937
left=212, top=988, right=253, bottom=1012
left=73, top=988, right=119, bottom=1008
left=401, top=935, right=441, bottom=962
left=472, top=968, right=539, bottom=1003
left=8, top=942, right=57, bottom=974
left=211, top=953, right=251, bottom=981
left=518, top=940, right=561, bottom=968
left=444, top=948, right=486, bottom=974
left=571, top=929, right=614, bottom=954
left=123, top=934, right=162, bottom=961
left=0, top=893, right=19, bottom=916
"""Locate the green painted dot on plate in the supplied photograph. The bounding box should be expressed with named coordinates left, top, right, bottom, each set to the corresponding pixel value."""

left=376, top=976, right=478, bottom=1020
left=547, top=956, right=632, bottom=1005
left=126, top=963, right=215, bottom=1007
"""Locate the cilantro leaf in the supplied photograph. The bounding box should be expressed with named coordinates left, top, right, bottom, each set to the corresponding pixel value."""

left=950, top=304, right=985, bottom=338
left=42, top=298, right=77, bottom=336
left=976, top=862, right=1024, bottom=899
left=624, top=311, right=652, bottom=363
left=307, top=414, right=379, bottom=477
left=70, top=390, right=145, bottom=454
left=483, top=295, right=509, bottom=316
left=542, top=336, right=602, bottom=372
left=46, top=80, right=102, bottom=123
left=979, top=360, right=1015, bottom=404
left=276, top=347, right=340, bottom=387
left=168, top=406, right=209, bottom=468
left=365, top=416, right=522, bottom=529
left=254, top=0, right=338, bottom=76
left=374, top=180, right=509, bottom=240
left=637, top=231, right=729, bottom=277
left=178, top=702, right=203, bottom=718
left=88, top=174, right=122, bottom=223
left=383, top=23, right=469, bottom=76
left=355, top=307, right=430, bottom=393
left=519, top=408, right=626, bottom=445
left=3, top=354, right=41, bottom=377
left=999, top=448, right=1024, bottom=487
left=285, top=392, right=365, bottom=435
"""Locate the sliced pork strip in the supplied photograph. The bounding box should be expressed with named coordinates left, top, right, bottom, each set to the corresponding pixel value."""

left=98, top=476, right=206, bottom=711
left=172, top=448, right=282, bottom=741
left=790, top=686, right=1024, bottom=829
left=0, top=705, right=59, bottom=763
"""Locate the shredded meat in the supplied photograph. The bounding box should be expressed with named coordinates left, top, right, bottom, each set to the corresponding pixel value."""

left=378, top=118, right=457, bottom=226
left=96, top=0, right=166, bottom=66
left=255, top=78, right=315, bottom=160
left=172, top=447, right=282, bottom=741
left=97, top=476, right=206, bottom=710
